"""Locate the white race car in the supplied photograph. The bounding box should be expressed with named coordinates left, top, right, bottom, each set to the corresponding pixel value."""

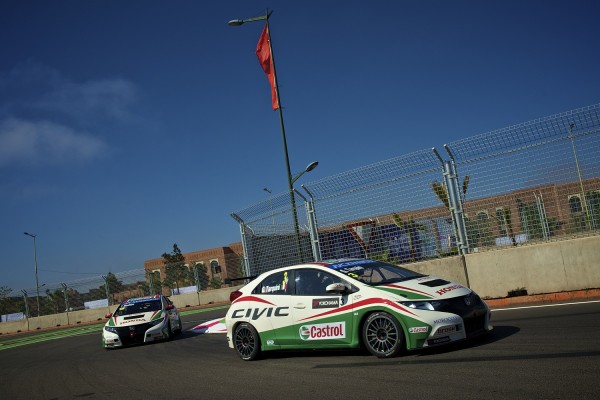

left=226, top=259, right=492, bottom=360
left=102, top=295, right=183, bottom=349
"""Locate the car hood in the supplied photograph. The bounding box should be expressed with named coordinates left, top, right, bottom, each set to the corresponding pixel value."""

left=106, top=310, right=164, bottom=328
left=371, top=275, right=472, bottom=300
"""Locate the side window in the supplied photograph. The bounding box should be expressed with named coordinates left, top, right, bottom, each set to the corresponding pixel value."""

left=294, top=269, right=342, bottom=296
left=252, top=271, right=290, bottom=295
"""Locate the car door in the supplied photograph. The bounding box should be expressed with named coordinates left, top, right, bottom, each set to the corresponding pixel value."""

left=289, top=268, right=355, bottom=347
left=248, top=270, right=294, bottom=347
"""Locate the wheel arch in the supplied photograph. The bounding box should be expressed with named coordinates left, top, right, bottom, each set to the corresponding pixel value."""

left=357, top=309, right=411, bottom=350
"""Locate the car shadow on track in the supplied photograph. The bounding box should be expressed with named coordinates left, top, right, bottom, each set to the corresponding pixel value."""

left=105, top=329, right=203, bottom=350
left=412, top=325, right=520, bottom=357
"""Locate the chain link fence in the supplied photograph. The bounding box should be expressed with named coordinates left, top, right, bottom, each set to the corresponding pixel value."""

left=2, top=259, right=235, bottom=319
left=232, top=103, right=600, bottom=277
left=3, top=269, right=147, bottom=319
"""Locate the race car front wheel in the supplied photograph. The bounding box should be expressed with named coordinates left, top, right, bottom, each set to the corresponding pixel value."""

left=362, top=312, right=404, bottom=358
left=234, top=323, right=261, bottom=361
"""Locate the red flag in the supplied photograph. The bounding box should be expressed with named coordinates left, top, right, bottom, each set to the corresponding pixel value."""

left=256, top=24, right=279, bottom=110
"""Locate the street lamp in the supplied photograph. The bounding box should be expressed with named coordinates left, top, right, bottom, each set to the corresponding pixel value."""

left=229, top=10, right=317, bottom=262
left=291, top=161, right=319, bottom=185
left=23, top=232, right=40, bottom=317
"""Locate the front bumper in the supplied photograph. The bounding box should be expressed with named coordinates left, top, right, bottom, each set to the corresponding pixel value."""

left=103, top=321, right=167, bottom=348
left=421, top=294, right=491, bottom=348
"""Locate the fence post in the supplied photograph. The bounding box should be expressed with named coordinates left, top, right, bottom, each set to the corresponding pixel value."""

left=444, top=145, right=470, bottom=254
left=231, top=213, right=251, bottom=277
left=302, top=185, right=322, bottom=262
left=102, top=275, right=111, bottom=306
left=534, top=192, right=551, bottom=240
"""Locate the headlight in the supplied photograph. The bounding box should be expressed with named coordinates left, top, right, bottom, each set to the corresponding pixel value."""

left=104, top=326, right=118, bottom=334
left=148, top=317, right=165, bottom=327
left=400, top=301, right=441, bottom=311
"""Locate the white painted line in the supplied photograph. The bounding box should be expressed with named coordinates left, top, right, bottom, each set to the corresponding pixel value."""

left=491, top=299, right=600, bottom=312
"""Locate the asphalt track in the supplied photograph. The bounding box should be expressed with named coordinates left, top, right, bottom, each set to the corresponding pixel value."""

left=1, top=301, right=599, bottom=400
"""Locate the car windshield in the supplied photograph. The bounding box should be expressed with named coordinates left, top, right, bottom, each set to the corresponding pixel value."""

left=113, top=298, right=162, bottom=316
left=328, top=259, right=425, bottom=285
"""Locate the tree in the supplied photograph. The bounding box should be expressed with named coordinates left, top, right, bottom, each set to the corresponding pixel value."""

left=99, top=272, right=124, bottom=303
left=162, top=244, right=193, bottom=293
left=495, top=206, right=517, bottom=246
left=0, top=286, right=12, bottom=315
left=44, top=289, right=63, bottom=314
left=146, top=271, right=163, bottom=295
left=392, top=213, right=428, bottom=263
left=210, top=277, right=222, bottom=289
left=194, top=263, right=210, bottom=291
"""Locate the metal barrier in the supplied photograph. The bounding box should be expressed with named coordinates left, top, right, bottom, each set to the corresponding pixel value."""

left=232, top=103, right=600, bottom=276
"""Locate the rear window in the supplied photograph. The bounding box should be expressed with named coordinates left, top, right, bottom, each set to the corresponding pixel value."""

left=328, top=259, right=424, bottom=285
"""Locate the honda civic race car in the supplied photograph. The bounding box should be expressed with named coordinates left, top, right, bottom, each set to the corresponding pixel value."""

left=225, top=259, right=492, bottom=360
left=102, top=295, right=183, bottom=349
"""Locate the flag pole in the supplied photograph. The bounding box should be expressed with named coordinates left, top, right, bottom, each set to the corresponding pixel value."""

left=264, top=12, right=304, bottom=263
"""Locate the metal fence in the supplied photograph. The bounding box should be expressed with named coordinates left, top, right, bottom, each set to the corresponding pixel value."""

left=232, top=103, right=600, bottom=277
left=5, top=269, right=147, bottom=318
left=4, top=262, right=229, bottom=318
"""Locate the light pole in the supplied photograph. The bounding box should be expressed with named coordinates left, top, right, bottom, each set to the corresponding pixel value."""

left=23, top=232, right=40, bottom=317
left=61, top=283, right=69, bottom=312
left=229, top=10, right=318, bottom=262
left=21, top=289, right=29, bottom=318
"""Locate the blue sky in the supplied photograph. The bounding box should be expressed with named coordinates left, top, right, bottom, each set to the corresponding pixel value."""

left=1, top=0, right=599, bottom=291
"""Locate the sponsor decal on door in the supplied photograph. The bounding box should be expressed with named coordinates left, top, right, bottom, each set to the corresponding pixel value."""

left=299, top=322, right=346, bottom=340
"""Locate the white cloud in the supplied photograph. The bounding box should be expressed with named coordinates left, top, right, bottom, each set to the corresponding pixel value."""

left=0, top=118, right=108, bottom=167
left=37, top=78, right=138, bottom=121
left=0, top=62, right=138, bottom=122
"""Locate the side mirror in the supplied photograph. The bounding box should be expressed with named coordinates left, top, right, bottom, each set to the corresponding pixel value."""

left=326, top=282, right=350, bottom=294
left=104, top=313, right=112, bottom=319
left=165, top=304, right=174, bottom=310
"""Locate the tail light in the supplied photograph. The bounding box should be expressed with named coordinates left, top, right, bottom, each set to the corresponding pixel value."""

left=229, top=290, right=243, bottom=302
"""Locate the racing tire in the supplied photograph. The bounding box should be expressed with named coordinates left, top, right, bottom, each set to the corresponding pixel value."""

left=175, top=317, right=183, bottom=335
left=362, top=312, right=404, bottom=358
left=233, top=323, right=261, bottom=361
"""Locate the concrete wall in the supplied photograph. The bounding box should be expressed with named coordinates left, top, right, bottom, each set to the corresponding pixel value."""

left=406, top=235, right=600, bottom=298
left=466, top=235, right=600, bottom=298
left=2, top=236, right=599, bottom=334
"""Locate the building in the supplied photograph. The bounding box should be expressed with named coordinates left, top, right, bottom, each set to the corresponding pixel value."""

left=144, top=243, right=244, bottom=294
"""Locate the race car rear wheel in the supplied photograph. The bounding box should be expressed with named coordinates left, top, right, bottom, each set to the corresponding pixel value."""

left=362, top=312, right=404, bottom=358
left=234, top=323, right=261, bottom=361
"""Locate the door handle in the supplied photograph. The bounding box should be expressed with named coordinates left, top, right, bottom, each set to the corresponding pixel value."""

left=294, top=303, right=306, bottom=309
